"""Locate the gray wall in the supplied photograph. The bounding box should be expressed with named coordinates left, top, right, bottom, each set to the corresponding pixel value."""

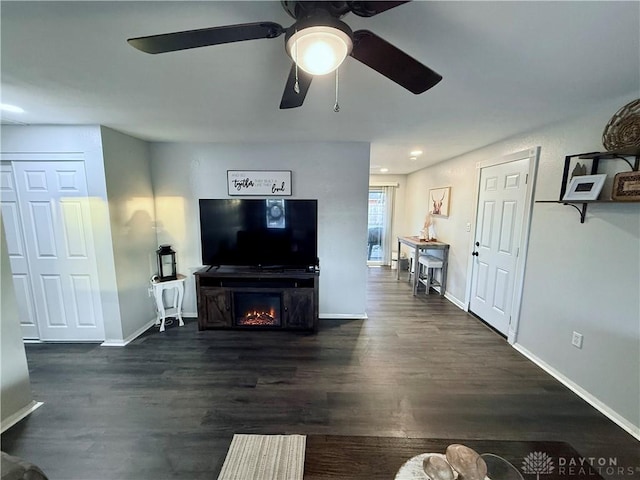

left=149, top=141, right=371, bottom=318
left=0, top=218, right=33, bottom=429
left=403, top=93, right=640, bottom=434
left=101, top=127, right=157, bottom=339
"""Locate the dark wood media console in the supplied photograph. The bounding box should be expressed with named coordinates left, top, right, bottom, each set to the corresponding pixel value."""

left=195, top=266, right=319, bottom=332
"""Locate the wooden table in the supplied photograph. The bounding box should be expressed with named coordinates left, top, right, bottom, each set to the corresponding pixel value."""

left=304, top=435, right=603, bottom=480
left=397, top=236, right=450, bottom=296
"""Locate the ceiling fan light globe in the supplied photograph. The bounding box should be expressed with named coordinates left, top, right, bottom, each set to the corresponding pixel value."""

left=287, top=26, right=353, bottom=76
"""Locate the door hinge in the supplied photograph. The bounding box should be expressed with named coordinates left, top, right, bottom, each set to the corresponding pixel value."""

left=525, top=173, right=529, bottom=184
left=516, top=247, right=519, bottom=257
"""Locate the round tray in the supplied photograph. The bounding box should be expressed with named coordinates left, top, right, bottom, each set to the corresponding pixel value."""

left=395, top=452, right=523, bottom=480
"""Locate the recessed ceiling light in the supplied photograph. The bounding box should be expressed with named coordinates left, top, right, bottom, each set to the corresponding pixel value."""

left=410, top=150, right=423, bottom=156
left=0, top=103, right=25, bottom=114
left=409, top=157, right=417, bottom=161
left=380, top=168, right=389, bottom=173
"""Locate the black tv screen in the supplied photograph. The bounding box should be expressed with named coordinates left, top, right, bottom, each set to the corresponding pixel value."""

left=199, top=199, right=318, bottom=268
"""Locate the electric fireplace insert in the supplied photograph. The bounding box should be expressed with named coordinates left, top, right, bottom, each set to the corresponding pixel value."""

left=234, top=291, right=282, bottom=327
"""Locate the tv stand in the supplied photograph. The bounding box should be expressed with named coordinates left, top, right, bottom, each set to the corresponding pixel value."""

left=195, top=266, right=319, bottom=332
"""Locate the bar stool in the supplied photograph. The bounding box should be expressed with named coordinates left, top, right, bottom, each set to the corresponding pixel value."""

left=417, top=255, right=444, bottom=295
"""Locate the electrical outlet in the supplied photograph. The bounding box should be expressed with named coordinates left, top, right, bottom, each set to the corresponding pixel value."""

left=466, top=222, right=471, bottom=232
left=572, top=331, right=583, bottom=349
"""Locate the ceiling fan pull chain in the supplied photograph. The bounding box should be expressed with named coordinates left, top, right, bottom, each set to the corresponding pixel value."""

left=294, top=33, right=300, bottom=94
left=333, top=68, right=340, bottom=112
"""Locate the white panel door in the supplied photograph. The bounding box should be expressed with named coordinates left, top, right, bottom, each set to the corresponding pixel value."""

left=469, top=158, right=529, bottom=335
left=0, top=163, right=39, bottom=339
left=12, top=161, right=105, bottom=341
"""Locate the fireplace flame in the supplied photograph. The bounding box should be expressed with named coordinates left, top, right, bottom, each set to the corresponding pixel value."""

left=239, top=307, right=278, bottom=326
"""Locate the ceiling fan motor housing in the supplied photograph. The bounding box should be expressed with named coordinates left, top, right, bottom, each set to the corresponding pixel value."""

left=281, top=1, right=352, bottom=20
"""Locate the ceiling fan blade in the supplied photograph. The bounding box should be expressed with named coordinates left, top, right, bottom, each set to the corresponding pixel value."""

left=280, top=64, right=313, bottom=109
left=350, top=30, right=442, bottom=94
left=348, top=1, right=411, bottom=17
left=128, top=22, right=285, bottom=54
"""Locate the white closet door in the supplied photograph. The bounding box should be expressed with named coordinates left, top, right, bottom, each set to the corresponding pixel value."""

left=1, top=163, right=39, bottom=339
left=12, top=161, right=105, bottom=341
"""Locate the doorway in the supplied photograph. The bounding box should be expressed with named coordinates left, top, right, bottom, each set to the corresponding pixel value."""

left=367, top=186, right=394, bottom=266
left=468, top=148, right=538, bottom=342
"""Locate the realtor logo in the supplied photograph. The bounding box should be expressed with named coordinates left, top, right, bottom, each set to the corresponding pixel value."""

left=522, top=452, right=555, bottom=480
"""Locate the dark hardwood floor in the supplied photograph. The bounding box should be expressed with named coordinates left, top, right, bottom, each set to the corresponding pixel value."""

left=2, top=267, right=638, bottom=479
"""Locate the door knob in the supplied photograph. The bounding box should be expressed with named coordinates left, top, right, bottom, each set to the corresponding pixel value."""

left=472, top=251, right=479, bottom=256
left=475, top=241, right=480, bottom=247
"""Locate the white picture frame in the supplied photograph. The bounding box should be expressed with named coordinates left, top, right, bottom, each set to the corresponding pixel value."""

left=562, top=174, right=607, bottom=201
left=429, top=186, right=451, bottom=217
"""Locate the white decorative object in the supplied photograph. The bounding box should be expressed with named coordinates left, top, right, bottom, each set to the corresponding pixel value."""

left=396, top=453, right=453, bottom=480
left=562, top=173, right=607, bottom=201
left=424, top=454, right=455, bottom=480
left=227, top=170, right=292, bottom=196
left=395, top=450, right=491, bottom=480
left=420, top=213, right=437, bottom=241
left=446, top=444, right=488, bottom=480
left=151, top=274, right=186, bottom=332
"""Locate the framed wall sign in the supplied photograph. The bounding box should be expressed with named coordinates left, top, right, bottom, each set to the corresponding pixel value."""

left=429, top=186, right=451, bottom=217
left=562, top=174, right=606, bottom=201
left=227, top=170, right=292, bottom=196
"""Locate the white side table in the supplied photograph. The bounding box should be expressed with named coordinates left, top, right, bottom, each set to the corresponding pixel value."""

left=151, top=274, right=186, bottom=332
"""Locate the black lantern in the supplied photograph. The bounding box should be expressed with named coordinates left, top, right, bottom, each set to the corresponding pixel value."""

left=156, top=245, right=177, bottom=281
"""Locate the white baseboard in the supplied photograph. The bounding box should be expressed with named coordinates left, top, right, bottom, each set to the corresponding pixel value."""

left=1, top=400, right=44, bottom=433
left=319, top=313, right=368, bottom=320
left=444, top=291, right=466, bottom=311
left=513, top=343, right=640, bottom=440
left=101, top=317, right=157, bottom=347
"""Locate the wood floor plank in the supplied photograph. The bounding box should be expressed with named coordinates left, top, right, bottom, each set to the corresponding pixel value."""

left=1, top=267, right=637, bottom=479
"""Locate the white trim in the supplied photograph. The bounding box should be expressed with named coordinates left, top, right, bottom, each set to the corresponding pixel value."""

left=0, top=152, right=84, bottom=162
left=101, top=317, right=157, bottom=347
left=514, top=343, right=640, bottom=441
left=465, top=147, right=540, bottom=345
left=444, top=292, right=466, bottom=311
left=369, top=182, right=399, bottom=187
left=507, top=147, right=540, bottom=344
left=319, top=313, right=368, bottom=320
left=1, top=401, right=44, bottom=434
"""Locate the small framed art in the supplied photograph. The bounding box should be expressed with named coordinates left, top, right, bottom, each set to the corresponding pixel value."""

left=612, top=171, right=640, bottom=201
left=562, top=174, right=607, bottom=201
left=429, top=187, right=451, bottom=217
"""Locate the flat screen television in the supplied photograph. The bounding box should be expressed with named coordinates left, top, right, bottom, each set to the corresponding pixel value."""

left=199, top=199, right=318, bottom=268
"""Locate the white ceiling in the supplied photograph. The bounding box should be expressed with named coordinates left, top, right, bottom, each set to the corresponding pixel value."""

left=1, top=1, right=638, bottom=174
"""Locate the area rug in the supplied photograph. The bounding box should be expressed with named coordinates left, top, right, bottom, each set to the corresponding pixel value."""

left=217, top=434, right=306, bottom=480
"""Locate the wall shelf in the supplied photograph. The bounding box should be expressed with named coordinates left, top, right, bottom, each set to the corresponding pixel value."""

left=536, top=150, right=639, bottom=223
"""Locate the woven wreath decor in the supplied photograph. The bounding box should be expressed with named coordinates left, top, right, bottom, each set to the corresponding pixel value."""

left=602, top=98, right=640, bottom=152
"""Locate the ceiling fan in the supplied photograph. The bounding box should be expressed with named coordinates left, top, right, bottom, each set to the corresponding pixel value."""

left=128, top=1, right=442, bottom=109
